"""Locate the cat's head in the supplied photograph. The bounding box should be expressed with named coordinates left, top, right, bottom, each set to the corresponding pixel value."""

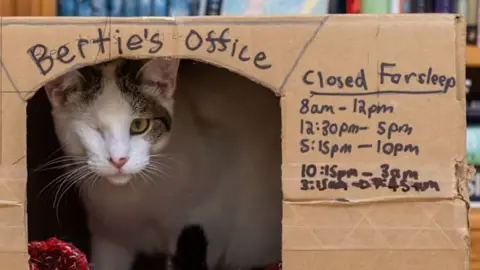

left=45, top=57, right=180, bottom=185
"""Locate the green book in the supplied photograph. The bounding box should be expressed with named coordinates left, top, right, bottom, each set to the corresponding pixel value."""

left=361, top=0, right=390, bottom=13
left=467, top=127, right=480, bottom=165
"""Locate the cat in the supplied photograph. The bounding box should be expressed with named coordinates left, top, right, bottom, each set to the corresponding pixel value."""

left=44, top=57, right=282, bottom=270
left=172, top=224, right=208, bottom=270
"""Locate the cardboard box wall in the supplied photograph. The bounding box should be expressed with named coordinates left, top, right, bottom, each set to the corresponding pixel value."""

left=0, top=14, right=470, bottom=269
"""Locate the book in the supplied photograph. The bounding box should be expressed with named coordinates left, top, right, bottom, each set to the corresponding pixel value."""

left=462, top=0, right=476, bottom=45
left=110, top=0, right=123, bottom=16
left=329, top=0, right=347, bottom=13
left=411, top=0, right=434, bottom=12
left=347, top=0, right=361, bottom=13
left=400, top=0, right=411, bottom=12
left=467, top=127, right=480, bottom=165
left=457, top=0, right=468, bottom=16
left=473, top=0, right=480, bottom=46
left=390, top=0, right=411, bottom=13
left=78, top=0, right=93, bottom=16
left=221, top=0, right=328, bottom=16
left=153, top=0, right=169, bottom=16
left=391, top=0, right=401, bottom=13
left=434, top=0, right=455, bottom=13
left=361, top=0, right=389, bottom=13
left=170, top=0, right=191, bottom=16
left=124, top=0, right=137, bottom=16
left=197, top=0, right=208, bottom=15
left=206, top=0, right=222, bottom=15
left=469, top=0, right=479, bottom=24
left=58, top=0, right=76, bottom=16
left=138, top=0, right=152, bottom=16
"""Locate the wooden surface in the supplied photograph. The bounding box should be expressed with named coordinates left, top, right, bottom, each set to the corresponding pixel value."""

left=471, top=209, right=480, bottom=269
left=0, top=0, right=56, bottom=16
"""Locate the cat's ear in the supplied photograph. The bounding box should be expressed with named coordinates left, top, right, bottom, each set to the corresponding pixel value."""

left=44, top=70, right=82, bottom=108
left=139, top=57, right=180, bottom=99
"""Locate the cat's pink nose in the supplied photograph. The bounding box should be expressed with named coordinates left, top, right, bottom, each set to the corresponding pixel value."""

left=109, top=157, right=128, bottom=169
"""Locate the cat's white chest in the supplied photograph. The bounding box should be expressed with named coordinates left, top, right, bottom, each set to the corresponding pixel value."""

left=82, top=180, right=186, bottom=254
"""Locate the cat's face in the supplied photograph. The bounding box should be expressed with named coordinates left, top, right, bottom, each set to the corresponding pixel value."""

left=45, top=58, right=180, bottom=185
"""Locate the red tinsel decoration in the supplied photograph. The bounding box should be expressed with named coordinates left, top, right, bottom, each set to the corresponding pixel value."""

left=266, top=262, right=282, bottom=270
left=28, top=237, right=280, bottom=270
left=28, top=238, right=89, bottom=270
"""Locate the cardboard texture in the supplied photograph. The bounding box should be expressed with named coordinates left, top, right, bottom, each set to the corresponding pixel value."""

left=0, top=14, right=469, bottom=269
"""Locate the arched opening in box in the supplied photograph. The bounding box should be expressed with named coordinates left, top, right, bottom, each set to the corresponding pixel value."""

left=26, top=58, right=282, bottom=270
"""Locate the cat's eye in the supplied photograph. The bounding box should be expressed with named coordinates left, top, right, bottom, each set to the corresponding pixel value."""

left=130, top=119, right=151, bottom=135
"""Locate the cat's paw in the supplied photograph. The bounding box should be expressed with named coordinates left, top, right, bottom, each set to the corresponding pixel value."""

left=172, top=224, right=209, bottom=270
left=91, top=236, right=134, bottom=270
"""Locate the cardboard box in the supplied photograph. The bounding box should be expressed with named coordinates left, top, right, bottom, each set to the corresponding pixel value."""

left=0, top=14, right=470, bottom=269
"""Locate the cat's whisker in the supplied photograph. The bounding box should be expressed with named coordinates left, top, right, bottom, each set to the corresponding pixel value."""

left=150, top=156, right=185, bottom=167
left=129, top=179, right=138, bottom=193
left=139, top=170, right=157, bottom=186
left=136, top=170, right=153, bottom=186
left=37, top=161, right=88, bottom=172
left=35, top=156, right=88, bottom=172
left=37, top=164, right=88, bottom=198
left=89, top=173, right=101, bottom=191
left=148, top=160, right=176, bottom=173
left=77, top=168, right=99, bottom=195
left=145, top=164, right=172, bottom=179
left=54, top=167, right=93, bottom=206
left=51, top=166, right=91, bottom=224
left=54, top=168, right=96, bottom=222
left=52, top=165, right=89, bottom=207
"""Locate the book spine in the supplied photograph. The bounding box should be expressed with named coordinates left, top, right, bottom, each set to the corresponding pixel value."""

left=329, top=0, right=347, bottom=13
left=411, top=0, right=434, bottom=12
left=79, top=0, right=95, bottom=16
left=391, top=0, right=401, bottom=13
left=109, top=0, right=123, bottom=16
left=457, top=0, right=468, bottom=17
left=400, top=0, right=411, bottom=12
left=361, top=0, right=389, bottom=13
left=469, top=0, right=479, bottom=24
left=434, top=0, right=455, bottom=13
left=124, top=0, right=137, bottom=16
left=301, top=0, right=329, bottom=14
left=169, top=0, right=191, bottom=16
left=198, top=0, right=208, bottom=15
left=138, top=0, right=152, bottom=16
left=475, top=0, right=480, bottom=46
left=190, top=0, right=201, bottom=15
left=206, top=0, right=223, bottom=15
left=347, top=0, right=361, bottom=13
left=153, top=0, right=168, bottom=16
left=58, top=0, right=76, bottom=16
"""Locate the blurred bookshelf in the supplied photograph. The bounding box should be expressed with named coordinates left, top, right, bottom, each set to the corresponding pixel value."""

left=468, top=45, right=480, bottom=67
left=0, top=0, right=56, bottom=16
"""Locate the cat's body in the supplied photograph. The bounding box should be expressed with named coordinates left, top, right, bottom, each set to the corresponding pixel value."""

left=45, top=58, right=281, bottom=270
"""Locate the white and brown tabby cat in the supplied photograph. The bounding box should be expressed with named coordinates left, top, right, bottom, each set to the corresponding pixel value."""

left=44, top=57, right=282, bottom=270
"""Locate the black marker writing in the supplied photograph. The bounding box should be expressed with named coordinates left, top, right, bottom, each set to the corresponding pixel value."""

left=376, top=140, right=420, bottom=156
left=380, top=62, right=456, bottom=93
left=303, top=68, right=368, bottom=90
left=299, top=139, right=353, bottom=158
left=299, top=98, right=335, bottom=115
left=353, top=98, right=394, bottom=119
left=377, top=121, right=413, bottom=139
left=27, top=28, right=163, bottom=76
left=184, top=28, right=271, bottom=70
left=299, top=163, right=440, bottom=193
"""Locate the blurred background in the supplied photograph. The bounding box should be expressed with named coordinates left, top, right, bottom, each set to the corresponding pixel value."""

left=2, top=0, right=480, bottom=268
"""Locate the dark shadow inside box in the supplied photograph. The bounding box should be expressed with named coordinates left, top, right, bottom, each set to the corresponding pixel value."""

left=26, top=59, right=281, bottom=270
